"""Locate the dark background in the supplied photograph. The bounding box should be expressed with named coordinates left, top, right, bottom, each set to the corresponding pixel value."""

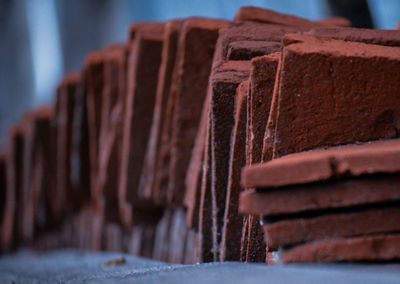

left=0, top=0, right=399, bottom=146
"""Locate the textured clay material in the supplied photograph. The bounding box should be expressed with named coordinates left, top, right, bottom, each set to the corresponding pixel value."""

left=198, top=111, right=214, bottom=262
left=1, top=125, right=24, bottom=252
left=239, top=174, right=400, bottom=216
left=240, top=215, right=249, bottom=261
left=227, top=41, right=281, bottom=60
left=212, top=22, right=299, bottom=69
left=138, top=20, right=183, bottom=202
left=86, top=207, right=103, bottom=251
left=271, top=35, right=400, bottom=160
left=261, top=51, right=282, bottom=162
left=85, top=45, right=129, bottom=251
left=209, top=66, right=250, bottom=261
left=60, top=218, right=73, bottom=248
left=183, top=229, right=198, bottom=264
left=219, top=81, right=248, bottom=261
left=129, top=22, right=166, bottom=42
left=167, top=18, right=228, bottom=206
left=210, top=24, right=298, bottom=165
left=184, top=90, right=208, bottom=230
left=70, top=70, right=91, bottom=208
left=184, top=63, right=250, bottom=232
left=262, top=30, right=400, bottom=163
left=153, top=19, right=228, bottom=206
left=192, top=21, right=296, bottom=263
left=104, top=223, right=123, bottom=252
left=84, top=49, right=107, bottom=195
left=226, top=39, right=280, bottom=266
left=264, top=207, right=400, bottom=250
left=118, top=23, right=164, bottom=228
left=129, top=223, right=157, bottom=259
left=152, top=209, right=173, bottom=262
left=94, top=44, right=128, bottom=227
left=21, top=106, right=55, bottom=244
left=167, top=208, right=188, bottom=263
left=244, top=215, right=266, bottom=263
left=282, top=234, right=400, bottom=263
left=243, top=138, right=400, bottom=189
left=317, top=17, right=352, bottom=27
left=248, top=53, right=280, bottom=164
left=308, top=27, right=400, bottom=47
left=152, top=81, right=175, bottom=205
left=262, top=32, right=400, bottom=162
left=142, top=225, right=158, bottom=258
left=234, top=6, right=331, bottom=29
left=54, top=73, right=81, bottom=217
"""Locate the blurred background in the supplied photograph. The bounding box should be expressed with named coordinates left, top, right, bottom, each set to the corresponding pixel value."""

left=0, top=0, right=399, bottom=146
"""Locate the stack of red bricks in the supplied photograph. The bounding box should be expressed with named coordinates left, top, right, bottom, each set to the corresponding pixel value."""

left=240, top=140, right=400, bottom=263
left=1, top=6, right=400, bottom=265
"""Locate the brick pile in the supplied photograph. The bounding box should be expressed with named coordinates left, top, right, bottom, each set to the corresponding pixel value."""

left=1, top=6, right=399, bottom=264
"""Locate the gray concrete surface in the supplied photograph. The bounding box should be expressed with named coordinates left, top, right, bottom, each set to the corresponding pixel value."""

left=0, top=250, right=400, bottom=283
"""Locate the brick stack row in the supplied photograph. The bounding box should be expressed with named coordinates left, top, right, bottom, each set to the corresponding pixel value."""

left=1, top=6, right=400, bottom=264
